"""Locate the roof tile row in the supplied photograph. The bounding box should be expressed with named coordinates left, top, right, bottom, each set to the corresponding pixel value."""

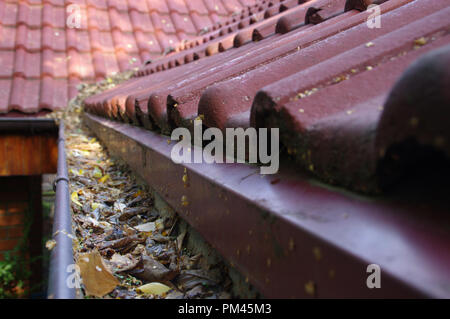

left=0, top=0, right=253, bottom=115
left=84, top=0, right=450, bottom=193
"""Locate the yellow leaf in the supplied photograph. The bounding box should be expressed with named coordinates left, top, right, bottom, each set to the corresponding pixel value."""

left=71, top=191, right=83, bottom=207
left=93, top=166, right=102, bottom=179
left=91, top=202, right=100, bottom=210
left=45, top=239, right=57, bottom=251
left=136, top=282, right=171, bottom=296
left=155, top=218, right=164, bottom=231
left=133, top=190, right=142, bottom=198
left=99, top=174, right=109, bottom=183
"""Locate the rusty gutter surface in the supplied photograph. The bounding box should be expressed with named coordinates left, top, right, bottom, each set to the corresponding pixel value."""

left=84, top=113, right=450, bottom=299
left=47, top=122, right=76, bottom=299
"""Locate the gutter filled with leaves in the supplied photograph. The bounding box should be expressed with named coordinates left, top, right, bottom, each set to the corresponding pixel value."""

left=46, top=72, right=255, bottom=299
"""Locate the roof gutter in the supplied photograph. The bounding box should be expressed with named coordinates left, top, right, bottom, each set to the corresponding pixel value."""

left=47, top=122, right=76, bottom=299
left=0, top=118, right=58, bottom=134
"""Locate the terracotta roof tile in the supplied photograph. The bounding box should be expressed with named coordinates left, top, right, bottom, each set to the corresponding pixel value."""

left=42, top=26, right=67, bottom=51
left=109, top=7, right=133, bottom=32
left=0, top=51, right=14, bottom=78
left=107, top=0, right=128, bottom=11
left=9, top=77, right=41, bottom=113
left=146, top=0, right=170, bottom=14
left=127, top=0, right=149, bottom=13
left=42, top=3, right=66, bottom=28
left=0, top=26, right=17, bottom=50
left=0, top=2, right=19, bottom=27
left=17, top=2, right=42, bottom=28
left=84, top=0, right=450, bottom=194
left=129, top=10, right=154, bottom=33
left=14, top=49, right=41, bottom=78
left=1, top=0, right=246, bottom=115
left=86, top=0, right=108, bottom=10
left=185, top=0, right=210, bottom=15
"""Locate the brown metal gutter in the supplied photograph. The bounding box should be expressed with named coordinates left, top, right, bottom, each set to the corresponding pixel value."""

left=84, top=113, right=450, bottom=299
left=47, top=122, right=76, bottom=299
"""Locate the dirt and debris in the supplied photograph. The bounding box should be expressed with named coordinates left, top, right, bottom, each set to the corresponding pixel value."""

left=46, top=71, right=235, bottom=299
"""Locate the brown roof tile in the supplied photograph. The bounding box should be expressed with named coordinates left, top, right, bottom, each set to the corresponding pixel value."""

left=84, top=0, right=450, bottom=193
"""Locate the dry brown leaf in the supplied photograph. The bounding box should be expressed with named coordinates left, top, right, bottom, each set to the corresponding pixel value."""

left=133, top=255, right=177, bottom=282
left=109, top=253, right=139, bottom=272
left=77, top=250, right=119, bottom=297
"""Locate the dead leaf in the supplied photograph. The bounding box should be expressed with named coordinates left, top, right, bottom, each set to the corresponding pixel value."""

left=77, top=250, right=119, bottom=297
left=45, top=239, right=57, bottom=250
left=109, top=253, right=139, bottom=272
left=133, top=255, right=177, bottom=282
left=134, top=222, right=156, bottom=232
left=71, top=191, right=83, bottom=207
left=177, top=229, right=187, bottom=252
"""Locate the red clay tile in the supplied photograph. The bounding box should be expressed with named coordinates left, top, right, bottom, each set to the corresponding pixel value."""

left=167, top=0, right=189, bottom=14
left=155, top=30, right=179, bottom=51
left=190, top=13, right=214, bottom=32
left=112, top=30, right=139, bottom=53
left=14, top=48, right=41, bottom=78
left=0, top=79, right=12, bottom=113
left=87, top=7, right=111, bottom=30
left=185, top=0, right=209, bottom=15
left=129, top=10, right=154, bottom=33
left=40, top=76, right=68, bottom=110
left=66, top=0, right=87, bottom=6
left=89, top=29, right=114, bottom=52
left=66, top=28, right=91, bottom=51
left=109, top=7, right=133, bottom=32
left=135, top=30, right=162, bottom=53
left=171, top=12, right=197, bottom=35
left=128, top=0, right=149, bottom=13
left=305, top=0, right=347, bottom=24
left=15, top=24, right=41, bottom=51
left=86, top=0, right=108, bottom=10
left=116, top=51, right=141, bottom=71
left=42, top=26, right=66, bottom=51
left=107, top=0, right=128, bottom=11
left=204, top=0, right=229, bottom=16
left=93, top=51, right=120, bottom=77
left=42, top=3, right=66, bottom=28
left=147, top=0, right=170, bottom=14
left=375, top=44, right=450, bottom=173
left=67, top=49, right=95, bottom=79
left=9, top=77, right=41, bottom=113
left=45, top=0, right=66, bottom=5
left=0, top=26, right=16, bottom=50
left=42, top=49, right=68, bottom=78
left=0, top=2, right=19, bottom=26
left=151, top=12, right=177, bottom=34
left=68, top=75, right=81, bottom=99
left=0, top=51, right=15, bottom=78
left=250, top=6, right=450, bottom=192
left=17, top=2, right=42, bottom=28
